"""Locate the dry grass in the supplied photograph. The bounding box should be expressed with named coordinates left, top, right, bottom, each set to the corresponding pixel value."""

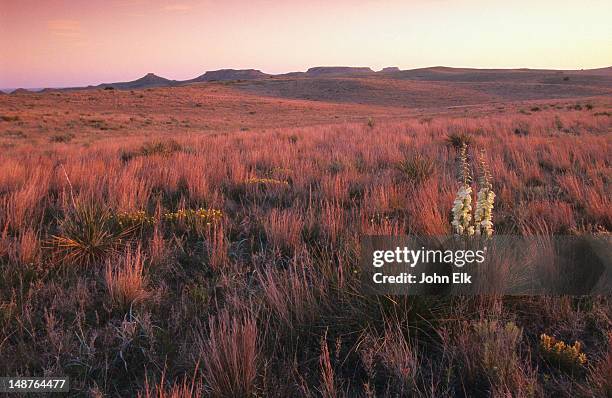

left=105, top=246, right=149, bottom=311
left=0, top=101, right=610, bottom=396
left=200, top=311, right=259, bottom=398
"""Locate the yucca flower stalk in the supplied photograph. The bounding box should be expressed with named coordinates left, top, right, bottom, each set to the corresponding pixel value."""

left=474, top=150, right=495, bottom=237
left=451, top=144, right=474, bottom=236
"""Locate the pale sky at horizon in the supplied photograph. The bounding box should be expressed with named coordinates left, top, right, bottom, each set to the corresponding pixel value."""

left=1, top=0, right=611, bottom=88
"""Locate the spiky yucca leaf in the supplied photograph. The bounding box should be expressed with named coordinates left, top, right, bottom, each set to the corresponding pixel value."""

left=48, top=203, right=134, bottom=266
left=445, top=132, right=472, bottom=150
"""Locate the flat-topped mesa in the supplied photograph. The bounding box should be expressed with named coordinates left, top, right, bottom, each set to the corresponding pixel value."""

left=190, top=69, right=269, bottom=82
left=380, top=67, right=400, bottom=73
left=305, top=66, right=375, bottom=76
left=10, top=88, right=31, bottom=94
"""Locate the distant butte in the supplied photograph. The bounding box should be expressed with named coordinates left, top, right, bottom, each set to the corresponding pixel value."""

left=97, top=73, right=178, bottom=90
left=380, top=67, right=400, bottom=72
left=186, top=69, right=269, bottom=83
left=11, top=88, right=31, bottom=95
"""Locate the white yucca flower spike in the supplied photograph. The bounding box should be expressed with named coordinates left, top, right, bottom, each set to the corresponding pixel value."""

left=452, top=144, right=474, bottom=236
left=474, top=150, right=495, bottom=237
left=452, top=184, right=474, bottom=236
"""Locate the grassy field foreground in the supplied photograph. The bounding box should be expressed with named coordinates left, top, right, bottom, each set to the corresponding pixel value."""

left=0, top=107, right=611, bottom=396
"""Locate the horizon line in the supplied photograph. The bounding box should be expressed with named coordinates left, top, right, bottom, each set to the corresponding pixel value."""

left=2, top=64, right=611, bottom=92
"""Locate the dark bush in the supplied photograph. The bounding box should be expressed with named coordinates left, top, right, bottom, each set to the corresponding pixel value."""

left=445, top=132, right=472, bottom=149
left=396, top=154, right=435, bottom=184
left=50, top=133, right=75, bottom=143
left=121, top=139, right=183, bottom=161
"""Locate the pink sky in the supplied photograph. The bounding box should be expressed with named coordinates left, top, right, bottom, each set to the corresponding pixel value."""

left=1, top=0, right=611, bottom=88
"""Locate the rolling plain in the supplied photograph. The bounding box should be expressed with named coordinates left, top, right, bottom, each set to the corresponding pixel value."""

left=1, top=66, right=611, bottom=397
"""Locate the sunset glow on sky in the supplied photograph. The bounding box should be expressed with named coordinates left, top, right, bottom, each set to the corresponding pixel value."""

left=1, top=0, right=611, bottom=88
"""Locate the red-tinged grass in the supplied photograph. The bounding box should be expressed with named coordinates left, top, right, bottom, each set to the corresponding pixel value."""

left=13, top=227, right=40, bottom=265
left=319, top=333, right=337, bottom=398
left=379, top=324, right=420, bottom=394
left=139, top=366, right=203, bottom=398
left=205, top=224, right=227, bottom=270
left=0, top=105, right=610, bottom=396
left=258, top=261, right=323, bottom=331
left=149, top=224, right=167, bottom=267
left=139, top=379, right=203, bottom=398
left=105, top=246, right=149, bottom=310
left=586, top=332, right=612, bottom=397
left=263, top=208, right=304, bottom=253
left=201, top=311, right=259, bottom=398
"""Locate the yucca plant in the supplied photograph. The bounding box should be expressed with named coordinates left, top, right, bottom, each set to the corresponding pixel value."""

left=474, top=150, right=495, bottom=237
left=48, top=202, right=134, bottom=266
left=451, top=144, right=496, bottom=237
left=396, top=154, right=434, bottom=185
left=451, top=144, right=474, bottom=236
left=445, top=132, right=472, bottom=150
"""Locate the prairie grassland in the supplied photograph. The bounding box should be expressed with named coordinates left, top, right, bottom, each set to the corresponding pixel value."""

left=0, top=104, right=611, bottom=396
